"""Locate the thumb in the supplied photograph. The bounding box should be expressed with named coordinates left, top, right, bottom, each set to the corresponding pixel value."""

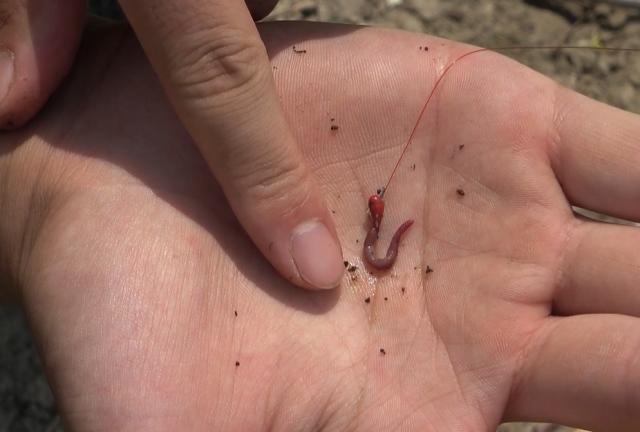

left=119, top=0, right=345, bottom=289
left=0, top=0, right=85, bottom=129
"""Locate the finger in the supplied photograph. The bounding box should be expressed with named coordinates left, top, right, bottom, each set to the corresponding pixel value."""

left=118, top=0, right=344, bottom=289
left=550, top=85, right=640, bottom=221
left=506, top=315, right=640, bottom=431
left=0, top=0, right=85, bottom=128
left=555, top=220, right=640, bottom=316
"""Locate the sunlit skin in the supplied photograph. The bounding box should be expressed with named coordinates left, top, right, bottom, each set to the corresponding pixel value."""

left=3, top=21, right=640, bottom=431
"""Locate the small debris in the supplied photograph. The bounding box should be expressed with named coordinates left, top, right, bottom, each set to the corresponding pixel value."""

left=343, top=260, right=349, bottom=268
left=331, top=209, right=336, bottom=214
left=347, top=264, right=358, bottom=272
left=364, top=297, right=371, bottom=303
left=331, top=124, right=339, bottom=131
left=330, top=117, right=335, bottom=122
left=426, top=266, right=434, bottom=274
left=459, top=144, right=465, bottom=150
left=401, top=287, right=406, bottom=295
left=298, top=2, right=318, bottom=18
left=292, top=45, right=307, bottom=54
left=235, top=361, right=240, bottom=367
left=356, top=239, right=360, bottom=244
left=351, top=275, right=358, bottom=282
left=234, top=310, right=238, bottom=317
left=380, top=348, right=386, bottom=355
left=456, top=188, right=465, bottom=196
left=446, top=9, right=465, bottom=22
left=599, top=6, right=628, bottom=29
left=411, top=163, right=416, bottom=170
left=384, top=297, right=388, bottom=301
left=418, top=45, right=429, bottom=51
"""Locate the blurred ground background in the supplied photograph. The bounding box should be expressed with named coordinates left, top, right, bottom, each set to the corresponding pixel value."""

left=1, top=0, right=638, bottom=431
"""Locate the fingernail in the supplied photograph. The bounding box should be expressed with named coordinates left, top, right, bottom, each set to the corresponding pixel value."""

left=291, top=219, right=343, bottom=289
left=0, top=50, right=14, bottom=105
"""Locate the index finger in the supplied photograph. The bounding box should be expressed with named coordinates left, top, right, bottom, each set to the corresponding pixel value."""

left=116, top=0, right=345, bottom=289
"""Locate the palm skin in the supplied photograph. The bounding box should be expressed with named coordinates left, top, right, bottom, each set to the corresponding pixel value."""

left=5, top=21, right=640, bottom=431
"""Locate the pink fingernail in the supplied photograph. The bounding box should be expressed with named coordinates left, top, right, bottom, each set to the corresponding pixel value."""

left=0, top=50, right=14, bottom=105
left=291, top=219, right=343, bottom=289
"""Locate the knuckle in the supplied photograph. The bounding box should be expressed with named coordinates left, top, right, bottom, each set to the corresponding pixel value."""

left=0, top=10, right=11, bottom=29
left=171, top=28, right=268, bottom=107
left=0, top=0, right=27, bottom=29
left=233, top=146, right=311, bottom=216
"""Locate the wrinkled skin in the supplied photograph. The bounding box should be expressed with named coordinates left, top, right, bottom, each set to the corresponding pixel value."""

left=4, top=22, right=640, bottom=431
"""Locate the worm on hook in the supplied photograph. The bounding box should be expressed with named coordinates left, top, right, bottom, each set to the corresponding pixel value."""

left=361, top=45, right=640, bottom=271
left=364, top=192, right=413, bottom=270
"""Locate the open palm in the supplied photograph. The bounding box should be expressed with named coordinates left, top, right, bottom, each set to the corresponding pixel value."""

left=10, top=22, right=640, bottom=431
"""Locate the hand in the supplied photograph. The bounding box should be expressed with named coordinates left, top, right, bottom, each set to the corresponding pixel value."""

left=0, top=0, right=344, bottom=290
left=3, top=22, right=640, bottom=431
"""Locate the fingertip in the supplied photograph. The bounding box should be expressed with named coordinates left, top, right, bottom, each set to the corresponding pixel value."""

left=0, top=0, right=85, bottom=129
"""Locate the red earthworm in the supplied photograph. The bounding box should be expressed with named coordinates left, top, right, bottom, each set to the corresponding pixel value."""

left=364, top=44, right=640, bottom=270
left=364, top=192, right=414, bottom=269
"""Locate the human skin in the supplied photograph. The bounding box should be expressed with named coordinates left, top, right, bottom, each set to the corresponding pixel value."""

left=0, top=0, right=344, bottom=291
left=2, top=21, right=640, bottom=431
